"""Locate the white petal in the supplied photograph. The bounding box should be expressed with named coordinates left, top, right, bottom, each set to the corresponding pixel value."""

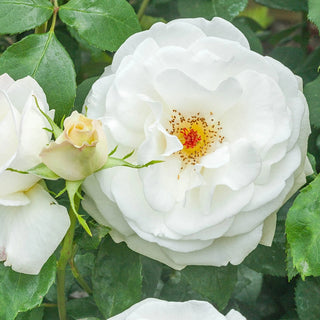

left=83, top=173, right=133, bottom=237
left=111, top=168, right=179, bottom=239
left=0, top=169, right=39, bottom=200
left=84, top=69, right=114, bottom=119
left=221, top=70, right=290, bottom=153
left=7, top=75, right=49, bottom=114
left=226, top=175, right=295, bottom=237
left=0, top=191, right=30, bottom=206
left=154, top=69, right=242, bottom=117
left=166, top=184, right=254, bottom=236
left=148, top=21, right=206, bottom=48
left=205, top=139, right=261, bottom=190
left=244, top=146, right=301, bottom=212
left=265, top=56, right=299, bottom=98
left=259, top=211, right=277, bottom=246
left=109, top=299, right=228, bottom=320
left=112, top=30, right=151, bottom=71
left=165, top=224, right=263, bottom=267
left=0, top=90, right=18, bottom=172
left=190, top=36, right=278, bottom=81
left=13, top=93, right=52, bottom=170
left=0, top=184, right=70, bottom=274
left=144, top=46, right=225, bottom=90
left=200, top=145, right=230, bottom=168
left=176, top=16, right=250, bottom=48
left=0, top=73, right=15, bottom=91
left=226, top=309, right=247, bottom=320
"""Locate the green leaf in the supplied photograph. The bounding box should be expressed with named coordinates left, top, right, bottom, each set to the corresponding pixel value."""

left=140, top=15, right=166, bottom=30
left=74, top=76, right=99, bottom=113
left=243, top=199, right=292, bottom=277
left=308, top=0, right=320, bottom=31
left=141, top=256, right=163, bottom=298
left=280, top=311, right=299, bottom=320
left=295, top=46, right=320, bottom=84
left=270, top=47, right=306, bottom=71
left=92, top=237, right=142, bottom=318
left=232, top=18, right=263, bottom=54
left=181, top=264, right=238, bottom=310
left=15, top=308, right=44, bottom=320
left=16, top=308, right=44, bottom=320
left=233, top=265, right=263, bottom=304
left=254, top=0, right=307, bottom=12
left=295, top=277, right=320, bottom=320
left=286, top=247, right=298, bottom=281
left=0, top=32, right=76, bottom=123
left=304, top=75, right=320, bottom=129
left=76, top=222, right=110, bottom=251
left=59, top=0, right=141, bottom=51
left=159, top=269, right=204, bottom=302
left=286, top=174, right=320, bottom=278
left=0, top=256, right=56, bottom=320
left=0, top=0, right=53, bottom=34
left=177, top=0, right=248, bottom=21
left=55, top=27, right=82, bottom=74
left=67, top=297, right=104, bottom=320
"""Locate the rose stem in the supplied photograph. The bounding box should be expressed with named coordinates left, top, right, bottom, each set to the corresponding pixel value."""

left=35, top=22, right=47, bottom=34
left=69, top=244, right=93, bottom=295
left=56, top=192, right=80, bottom=320
left=137, top=0, right=151, bottom=21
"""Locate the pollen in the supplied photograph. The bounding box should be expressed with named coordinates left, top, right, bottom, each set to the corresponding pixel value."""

left=167, top=109, right=224, bottom=168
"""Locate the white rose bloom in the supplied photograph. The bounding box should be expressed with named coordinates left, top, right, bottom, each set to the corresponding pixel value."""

left=82, top=17, right=312, bottom=269
left=0, top=73, right=70, bottom=275
left=108, top=298, right=246, bottom=320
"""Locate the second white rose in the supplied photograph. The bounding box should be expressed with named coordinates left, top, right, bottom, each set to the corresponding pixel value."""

left=82, top=17, right=312, bottom=269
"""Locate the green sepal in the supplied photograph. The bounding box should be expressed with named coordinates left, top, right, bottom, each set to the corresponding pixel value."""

left=99, top=156, right=163, bottom=171
left=108, top=145, right=118, bottom=156
left=28, top=163, right=60, bottom=180
left=7, top=162, right=60, bottom=180
left=33, top=95, right=63, bottom=139
left=66, top=180, right=92, bottom=237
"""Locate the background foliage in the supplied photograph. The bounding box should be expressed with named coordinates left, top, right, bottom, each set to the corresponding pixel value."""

left=1, top=0, right=320, bottom=319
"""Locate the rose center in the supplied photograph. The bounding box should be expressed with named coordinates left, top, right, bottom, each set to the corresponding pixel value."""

left=180, top=128, right=202, bottom=149
left=167, top=109, right=224, bottom=168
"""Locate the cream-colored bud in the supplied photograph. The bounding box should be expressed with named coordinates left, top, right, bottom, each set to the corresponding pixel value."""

left=40, top=111, right=108, bottom=181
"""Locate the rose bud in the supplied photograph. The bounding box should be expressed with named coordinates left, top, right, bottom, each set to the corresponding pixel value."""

left=40, top=111, right=108, bottom=181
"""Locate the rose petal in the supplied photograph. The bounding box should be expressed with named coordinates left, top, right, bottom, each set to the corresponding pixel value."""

left=204, top=139, right=261, bottom=190
left=154, top=69, right=242, bottom=117
left=0, top=90, right=19, bottom=172
left=0, top=184, right=70, bottom=274
left=0, top=73, right=15, bottom=91
left=180, top=16, right=250, bottom=48
left=108, top=298, right=232, bottom=320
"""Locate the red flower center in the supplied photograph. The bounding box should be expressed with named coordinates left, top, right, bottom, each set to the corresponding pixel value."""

left=180, top=128, right=202, bottom=149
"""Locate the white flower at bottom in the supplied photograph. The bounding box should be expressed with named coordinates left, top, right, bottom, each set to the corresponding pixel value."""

left=0, top=73, right=70, bottom=274
left=108, top=298, right=246, bottom=320
left=82, top=17, right=312, bottom=269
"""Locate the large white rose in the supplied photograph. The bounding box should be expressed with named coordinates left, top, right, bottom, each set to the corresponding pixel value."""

left=82, top=17, right=312, bottom=269
left=108, top=298, right=246, bottom=320
left=0, top=73, right=70, bottom=274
